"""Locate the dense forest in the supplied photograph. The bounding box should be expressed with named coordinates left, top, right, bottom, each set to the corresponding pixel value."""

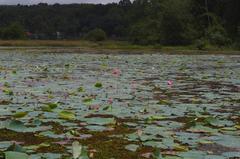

left=0, top=0, right=239, bottom=47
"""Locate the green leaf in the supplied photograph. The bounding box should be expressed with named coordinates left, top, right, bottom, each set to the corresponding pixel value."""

left=204, top=117, right=234, bottom=127
left=178, top=150, right=206, bottom=159
left=7, top=120, right=27, bottom=132
left=80, top=146, right=89, bottom=159
left=158, top=99, right=171, bottom=105
left=187, top=124, right=218, bottom=134
left=147, top=115, right=166, bottom=121
left=78, top=87, right=85, bottom=92
left=4, top=82, right=10, bottom=87
left=12, top=70, right=17, bottom=74
left=125, top=144, right=139, bottom=152
left=13, top=112, right=28, bottom=118
left=153, top=149, right=163, bottom=159
left=103, top=105, right=112, bottom=111
left=24, top=143, right=50, bottom=151
left=82, top=98, right=93, bottom=105
left=42, top=106, right=53, bottom=112
left=42, top=102, right=58, bottom=112
left=94, top=82, right=102, bottom=88
left=7, top=144, right=26, bottom=153
left=3, top=88, right=13, bottom=96
left=46, top=103, right=58, bottom=109
left=5, top=151, right=28, bottom=159
left=59, top=111, right=76, bottom=120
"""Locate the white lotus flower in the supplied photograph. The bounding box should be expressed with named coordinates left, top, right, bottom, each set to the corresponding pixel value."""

left=72, top=141, right=82, bottom=159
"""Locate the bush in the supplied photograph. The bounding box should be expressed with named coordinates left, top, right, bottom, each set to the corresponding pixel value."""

left=232, top=41, right=240, bottom=50
left=207, top=25, right=231, bottom=47
left=0, top=23, right=26, bottom=40
left=195, top=39, right=207, bottom=50
left=85, top=28, right=107, bottom=41
left=129, top=22, right=159, bottom=45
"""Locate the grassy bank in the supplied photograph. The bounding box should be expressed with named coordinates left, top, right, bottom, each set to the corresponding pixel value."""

left=0, top=40, right=159, bottom=49
left=0, top=40, right=239, bottom=54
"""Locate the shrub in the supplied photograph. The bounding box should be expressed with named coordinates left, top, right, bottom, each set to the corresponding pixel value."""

left=195, top=39, right=207, bottom=50
left=129, top=22, right=159, bottom=45
left=207, top=25, right=231, bottom=47
left=85, top=28, right=107, bottom=41
left=1, top=23, right=26, bottom=40
left=232, top=41, right=240, bottom=50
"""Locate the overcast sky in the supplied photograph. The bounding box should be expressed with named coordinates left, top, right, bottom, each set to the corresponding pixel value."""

left=0, top=0, right=119, bottom=5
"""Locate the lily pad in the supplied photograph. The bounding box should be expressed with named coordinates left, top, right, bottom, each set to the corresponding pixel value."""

left=5, top=151, right=28, bottom=159
left=125, top=144, right=139, bottom=152
left=13, top=112, right=28, bottom=118
left=58, top=111, right=76, bottom=120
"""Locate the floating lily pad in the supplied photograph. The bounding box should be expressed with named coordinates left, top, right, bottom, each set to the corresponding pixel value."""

left=125, top=144, right=139, bottom=152
left=7, top=120, right=27, bottom=132
left=5, top=151, right=28, bottom=159
left=13, top=112, right=28, bottom=118
left=58, top=111, right=76, bottom=120
left=95, top=82, right=103, bottom=88
left=187, top=124, right=218, bottom=134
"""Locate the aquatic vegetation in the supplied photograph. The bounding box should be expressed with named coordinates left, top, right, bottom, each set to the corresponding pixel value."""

left=0, top=53, right=239, bottom=159
left=94, top=82, right=103, bottom=88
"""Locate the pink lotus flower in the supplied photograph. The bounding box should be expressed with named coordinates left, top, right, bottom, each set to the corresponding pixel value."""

left=167, top=80, right=173, bottom=86
left=89, top=104, right=100, bottom=110
left=112, top=68, right=121, bottom=77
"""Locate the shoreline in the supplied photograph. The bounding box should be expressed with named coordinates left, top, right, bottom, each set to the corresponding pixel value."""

left=0, top=40, right=239, bottom=55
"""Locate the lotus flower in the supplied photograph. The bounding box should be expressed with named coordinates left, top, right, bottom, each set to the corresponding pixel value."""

left=112, top=68, right=121, bottom=77
left=89, top=104, right=100, bottom=110
left=167, top=80, right=173, bottom=86
left=72, top=141, right=82, bottom=159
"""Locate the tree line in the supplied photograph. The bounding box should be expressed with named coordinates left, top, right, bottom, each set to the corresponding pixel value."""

left=0, top=0, right=239, bottom=48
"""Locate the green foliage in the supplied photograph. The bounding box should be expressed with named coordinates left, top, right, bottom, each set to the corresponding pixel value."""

left=195, top=39, right=207, bottom=50
left=232, top=42, right=240, bottom=50
left=13, top=112, right=28, bottom=118
left=0, top=23, right=26, bottom=40
left=130, top=21, right=159, bottom=45
left=95, top=82, right=103, bottom=88
left=207, top=25, right=231, bottom=47
left=5, top=151, right=28, bottom=159
left=129, top=0, right=196, bottom=45
left=85, top=28, right=107, bottom=41
left=0, top=0, right=238, bottom=45
left=159, top=0, right=196, bottom=45
left=59, top=110, right=76, bottom=120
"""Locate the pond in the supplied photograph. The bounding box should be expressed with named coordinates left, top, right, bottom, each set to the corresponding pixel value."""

left=0, top=52, right=239, bottom=159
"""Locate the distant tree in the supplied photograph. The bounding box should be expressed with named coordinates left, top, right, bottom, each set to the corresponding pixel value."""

left=159, top=0, right=196, bottom=45
left=119, top=0, right=132, bottom=7
left=130, top=20, right=160, bottom=45
left=207, top=24, right=231, bottom=47
left=0, top=1, right=238, bottom=44
left=0, top=23, right=26, bottom=40
left=85, top=28, right=107, bottom=41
